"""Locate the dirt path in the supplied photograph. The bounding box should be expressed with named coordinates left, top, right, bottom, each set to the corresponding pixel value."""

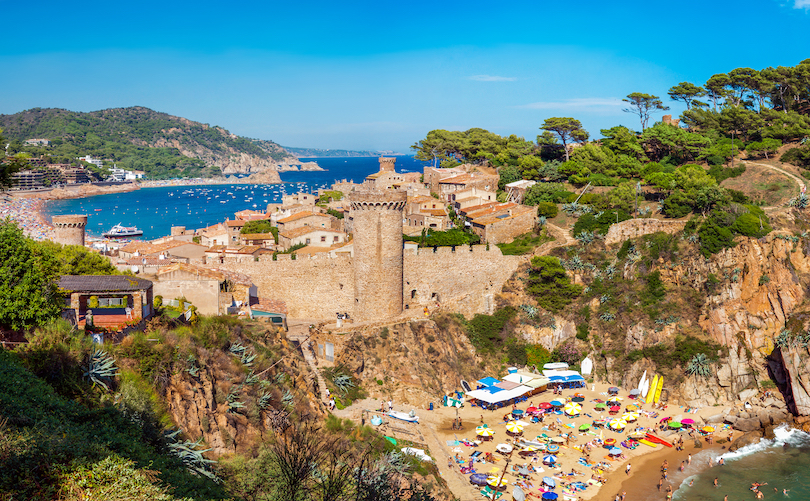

left=746, top=161, right=805, bottom=204
left=533, top=222, right=576, bottom=256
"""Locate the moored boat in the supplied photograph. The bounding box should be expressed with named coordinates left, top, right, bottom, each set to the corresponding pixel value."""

left=103, top=223, right=143, bottom=238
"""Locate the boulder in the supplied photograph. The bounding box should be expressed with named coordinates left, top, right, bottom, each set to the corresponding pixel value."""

left=724, top=415, right=738, bottom=425
left=734, top=417, right=763, bottom=432
left=757, top=411, right=771, bottom=428
left=738, top=388, right=759, bottom=402
left=729, top=430, right=763, bottom=452
left=705, top=413, right=725, bottom=424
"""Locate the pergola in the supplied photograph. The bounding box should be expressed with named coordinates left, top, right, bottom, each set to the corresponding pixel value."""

left=59, top=275, right=154, bottom=328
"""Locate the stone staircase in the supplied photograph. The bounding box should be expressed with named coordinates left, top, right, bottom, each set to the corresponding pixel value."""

left=286, top=321, right=330, bottom=406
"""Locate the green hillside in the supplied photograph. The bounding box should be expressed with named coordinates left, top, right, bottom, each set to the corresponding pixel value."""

left=0, top=107, right=292, bottom=179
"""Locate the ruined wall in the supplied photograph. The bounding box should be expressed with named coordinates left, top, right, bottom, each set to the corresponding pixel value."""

left=153, top=279, right=220, bottom=315
left=604, top=218, right=687, bottom=246
left=214, top=244, right=521, bottom=320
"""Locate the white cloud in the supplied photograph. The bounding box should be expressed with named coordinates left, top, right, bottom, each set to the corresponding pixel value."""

left=517, top=97, right=625, bottom=111
left=794, top=0, right=810, bottom=8
left=468, top=74, right=517, bottom=82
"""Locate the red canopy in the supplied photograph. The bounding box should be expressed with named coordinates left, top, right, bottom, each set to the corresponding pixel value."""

left=610, top=406, right=620, bottom=411
left=527, top=406, right=538, bottom=412
left=539, top=402, right=553, bottom=409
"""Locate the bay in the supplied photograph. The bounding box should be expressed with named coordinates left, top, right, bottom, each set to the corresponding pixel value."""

left=45, top=155, right=429, bottom=240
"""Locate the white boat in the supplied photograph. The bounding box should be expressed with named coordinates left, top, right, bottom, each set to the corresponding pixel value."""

left=103, top=223, right=143, bottom=238
left=388, top=411, right=419, bottom=423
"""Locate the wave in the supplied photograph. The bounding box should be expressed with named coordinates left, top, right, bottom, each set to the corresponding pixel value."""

left=720, top=424, right=810, bottom=462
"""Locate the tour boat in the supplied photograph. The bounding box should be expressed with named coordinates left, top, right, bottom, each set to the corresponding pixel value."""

left=103, top=223, right=143, bottom=238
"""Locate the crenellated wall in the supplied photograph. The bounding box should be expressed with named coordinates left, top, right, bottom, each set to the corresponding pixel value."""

left=215, top=244, right=521, bottom=319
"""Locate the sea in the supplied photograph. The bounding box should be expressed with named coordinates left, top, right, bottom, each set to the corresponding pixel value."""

left=631, top=424, right=810, bottom=501
left=45, top=156, right=430, bottom=240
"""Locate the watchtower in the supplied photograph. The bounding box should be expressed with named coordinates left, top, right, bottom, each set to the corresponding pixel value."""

left=349, top=191, right=407, bottom=321
left=378, top=157, right=396, bottom=172
left=52, top=214, right=87, bottom=247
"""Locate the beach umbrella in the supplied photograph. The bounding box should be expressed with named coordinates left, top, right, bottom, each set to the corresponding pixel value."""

left=542, top=492, right=559, bottom=500
left=564, top=402, right=582, bottom=415
left=487, top=476, right=508, bottom=487
left=552, top=436, right=566, bottom=443
left=681, top=418, right=695, bottom=425
left=571, top=396, right=585, bottom=402
left=550, top=400, right=564, bottom=407
left=470, top=473, right=488, bottom=485
left=608, top=386, right=619, bottom=394
left=527, top=406, right=538, bottom=413
left=476, top=424, right=489, bottom=430
left=579, top=423, right=590, bottom=431
left=477, top=428, right=494, bottom=437
left=595, top=403, right=606, bottom=409
left=513, top=486, right=527, bottom=501
left=496, top=443, right=514, bottom=454
left=702, top=426, right=715, bottom=433
left=622, top=412, right=639, bottom=422
left=609, top=405, right=621, bottom=412
left=626, top=404, right=639, bottom=411
left=542, top=476, right=556, bottom=487
left=542, top=455, right=557, bottom=464
left=520, top=445, right=539, bottom=452
left=507, top=422, right=524, bottom=434
left=512, top=409, right=525, bottom=417
left=546, top=444, right=560, bottom=453
left=539, top=402, right=553, bottom=409
left=629, top=389, right=640, bottom=396
left=604, top=438, right=616, bottom=446
left=660, top=416, right=672, bottom=423
left=608, top=447, right=622, bottom=455
left=607, top=396, right=623, bottom=403
left=517, top=466, right=532, bottom=477
left=609, top=418, right=627, bottom=430
left=669, top=421, right=683, bottom=429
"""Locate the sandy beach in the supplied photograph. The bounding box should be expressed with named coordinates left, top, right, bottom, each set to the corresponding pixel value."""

left=0, top=194, right=55, bottom=240
left=336, top=382, right=734, bottom=501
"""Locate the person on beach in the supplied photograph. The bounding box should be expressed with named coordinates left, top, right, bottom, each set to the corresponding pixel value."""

left=714, top=477, right=718, bottom=487
left=680, top=461, right=685, bottom=472
left=658, top=478, right=663, bottom=491
left=625, top=463, right=631, bottom=475
left=687, top=453, right=692, bottom=465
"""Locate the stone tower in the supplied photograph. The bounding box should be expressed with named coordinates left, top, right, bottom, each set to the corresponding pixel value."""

left=350, top=191, right=407, bottom=321
left=52, top=214, right=87, bottom=246
left=378, top=156, right=396, bottom=172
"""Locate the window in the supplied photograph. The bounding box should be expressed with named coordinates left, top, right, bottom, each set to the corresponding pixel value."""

left=333, top=236, right=339, bottom=242
left=305, top=238, right=311, bottom=244
left=321, top=236, right=326, bottom=242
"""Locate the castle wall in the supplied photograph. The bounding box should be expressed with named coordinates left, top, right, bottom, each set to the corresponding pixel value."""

left=213, top=245, right=521, bottom=320
left=153, top=279, right=221, bottom=315
left=604, top=218, right=687, bottom=246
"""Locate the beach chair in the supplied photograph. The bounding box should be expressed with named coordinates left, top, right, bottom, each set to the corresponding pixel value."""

left=480, top=486, right=503, bottom=499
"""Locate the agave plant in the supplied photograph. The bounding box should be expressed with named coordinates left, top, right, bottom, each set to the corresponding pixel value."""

left=561, top=202, right=580, bottom=216
left=229, top=342, right=246, bottom=356
left=576, top=231, right=595, bottom=245
left=83, top=348, right=119, bottom=391
left=333, top=374, right=355, bottom=394
left=599, top=294, right=611, bottom=305
left=599, top=312, right=615, bottom=322
left=258, top=392, right=273, bottom=410
left=227, top=400, right=245, bottom=413
left=520, top=304, right=538, bottom=319
left=788, top=192, right=809, bottom=209
left=686, top=353, right=712, bottom=378
left=240, top=351, right=256, bottom=367
left=538, top=216, right=547, bottom=226
left=244, top=370, right=259, bottom=386
left=282, top=389, right=294, bottom=407
left=167, top=436, right=218, bottom=482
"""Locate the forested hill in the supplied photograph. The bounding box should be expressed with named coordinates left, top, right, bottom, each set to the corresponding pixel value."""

left=0, top=107, right=297, bottom=179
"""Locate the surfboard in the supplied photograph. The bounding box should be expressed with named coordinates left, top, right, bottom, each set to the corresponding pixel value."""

left=638, top=439, right=658, bottom=448
left=581, top=356, right=593, bottom=376
left=461, top=379, right=472, bottom=392
left=645, top=433, right=673, bottom=447
left=637, top=370, right=647, bottom=393
left=645, top=375, right=658, bottom=401
left=654, top=376, right=664, bottom=403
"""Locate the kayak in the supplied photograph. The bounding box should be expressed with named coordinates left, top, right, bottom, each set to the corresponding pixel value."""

left=645, top=433, right=673, bottom=447
left=638, top=439, right=658, bottom=447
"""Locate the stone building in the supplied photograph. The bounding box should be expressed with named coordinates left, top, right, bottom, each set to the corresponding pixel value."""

left=437, top=173, right=499, bottom=202
left=52, top=214, right=87, bottom=246
left=469, top=205, right=536, bottom=244
left=278, top=227, right=345, bottom=251
left=60, top=275, right=154, bottom=327
left=276, top=211, right=336, bottom=233
left=154, top=263, right=257, bottom=315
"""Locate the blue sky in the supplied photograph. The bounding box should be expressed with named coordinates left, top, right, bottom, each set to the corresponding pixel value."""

left=1, top=0, right=809, bottom=152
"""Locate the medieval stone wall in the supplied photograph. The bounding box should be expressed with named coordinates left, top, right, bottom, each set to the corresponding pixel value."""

left=214, top=245, right=521, bottom=320
left=604, top=218, right=687, bottom=246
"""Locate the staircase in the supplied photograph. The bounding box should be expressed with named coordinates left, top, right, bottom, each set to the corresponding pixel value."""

left=286, top=321, right=330, bottom=406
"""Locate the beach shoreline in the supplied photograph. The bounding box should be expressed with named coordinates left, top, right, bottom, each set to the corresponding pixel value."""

left=335, top=383, right=734, bottom=501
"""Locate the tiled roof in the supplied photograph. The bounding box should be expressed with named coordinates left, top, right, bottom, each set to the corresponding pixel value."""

left=277, top=211, right=330, bottom=224
left=472, top=205, right=535, bottom=226
left=120, top=241, right=155, bottom=254
left=280, top=226, right=343, bottom=239
left=241, top=233, right=276, bottom=240
left=225, top=220, right=246, bottom=227
left=251, top=297, right=288, bottom=314
left=59, top=275, right=153, bottom=292
left=149, top=239, right=202, bottom=253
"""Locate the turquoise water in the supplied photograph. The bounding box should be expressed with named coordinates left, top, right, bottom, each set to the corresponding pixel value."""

left=629, top=425, right=810, bottom=501
left=45, top=156, right=429, bottom=240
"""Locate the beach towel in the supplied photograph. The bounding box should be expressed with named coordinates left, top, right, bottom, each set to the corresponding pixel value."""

left=446, top=440, right=461, bottom=446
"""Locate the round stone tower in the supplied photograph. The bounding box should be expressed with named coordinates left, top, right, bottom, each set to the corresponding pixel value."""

left=350, top=191, right=407, bottom=321
left=378, top=156, right=396, bottom=172
left=52, top=214, right=87, bottom=246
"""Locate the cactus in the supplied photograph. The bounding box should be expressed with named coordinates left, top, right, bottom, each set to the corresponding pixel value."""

left=83, top=348, right=119, bottom=391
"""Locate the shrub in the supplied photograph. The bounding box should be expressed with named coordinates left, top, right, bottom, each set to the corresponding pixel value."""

left=526, top=256, right=583, bottom=312
left=643, top=272, right=666, bottom=305
left=662, top=191, right=693, bottom=218
left=780, top=146, right=810, bottom=169
left=536, top=202, right=558, bottom=218
left=525, top=344, right=551, bottom=368
left=466, top=307, right=516, bottom=351
left=88, top=295, right=100, bottom=309
left=697, top=221, right=736, bottom=257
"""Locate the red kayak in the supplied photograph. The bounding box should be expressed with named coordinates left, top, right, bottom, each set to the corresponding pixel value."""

left=645, top=433, right=673, bottom=447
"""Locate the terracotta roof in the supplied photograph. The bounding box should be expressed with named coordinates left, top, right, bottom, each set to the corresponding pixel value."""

left=59, top=275, right=153, bottom=292
left=120, top=241, right=155, bottom=254
left=149, top=240, right=203, bottom=253
left=294, top=245, right=333, bottom=255
left=157, top=262, right=254, bottom=286
left=472, top=205, right=535, bottom=226
left=223, top=245, right=262, bottom=255
left=277, top=211, right=330, bottom=224
left=234, top=209, right=269, bottom=221
left=280, top=226, right=343, bottom=239
left=123, top=258, right=175, bottom=266
left=439, top=173, right=496, bottom=185
left=409, top=195, right=436, bottom=204
left=365, top=172, right=382, bottom=180
left=421, top=209, right=448, bottom=217
left=251, top=297, right=288, bottom=314
left=206, top=245, right=228, bottom=252
left=225, top=220, right=246, bottom=227
left=463, top=202, right=517, bottom=218
left=241, top=233, right=276, bottom=240
left=199, top=222, right=225, bottom=233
